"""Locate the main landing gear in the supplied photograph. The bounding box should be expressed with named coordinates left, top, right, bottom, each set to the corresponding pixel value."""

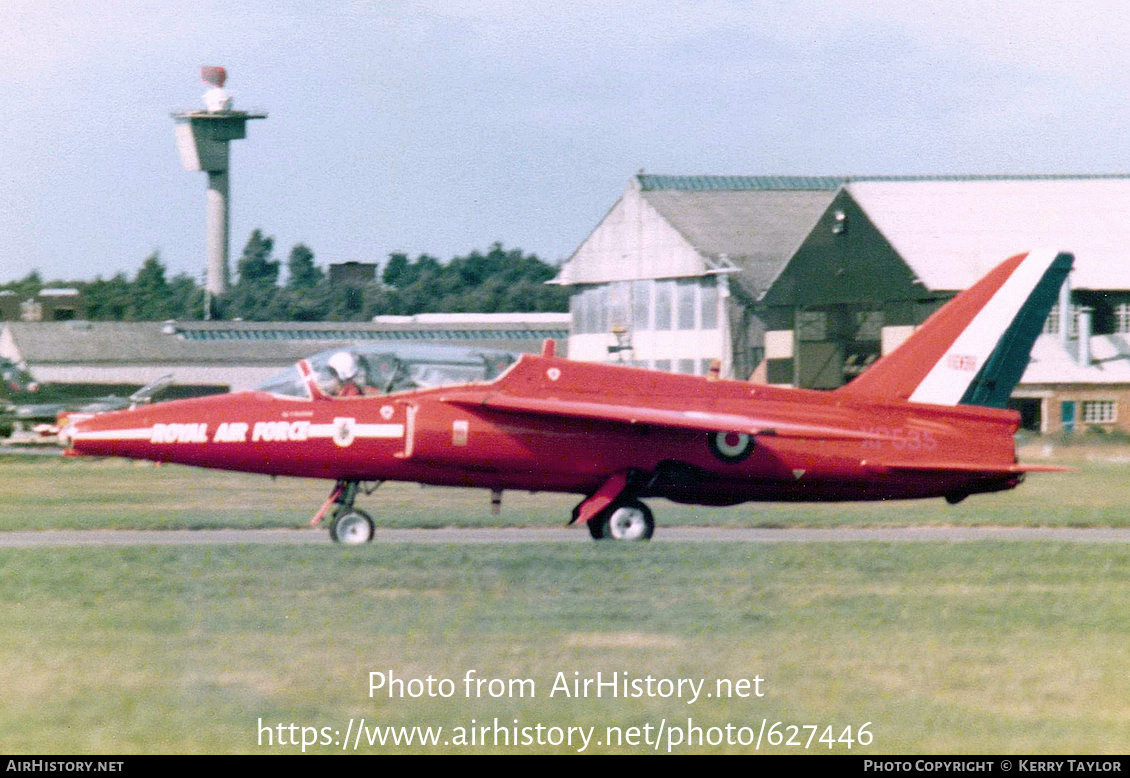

left=586, top=498, right=655, bottom=541
left=314, top=480, right=378, bottom=545
left=572, top=471, right=656, bottom=542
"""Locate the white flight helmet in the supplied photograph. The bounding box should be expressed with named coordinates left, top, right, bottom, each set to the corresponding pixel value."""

left=328, top=351, right=359, bottom=382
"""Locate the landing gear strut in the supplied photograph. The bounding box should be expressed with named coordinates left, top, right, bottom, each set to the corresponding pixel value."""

left=314, top=479, right=378, bottom=544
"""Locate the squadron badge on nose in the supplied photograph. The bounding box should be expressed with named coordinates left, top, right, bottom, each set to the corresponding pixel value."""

left=332, top=417, right=356, bottom=447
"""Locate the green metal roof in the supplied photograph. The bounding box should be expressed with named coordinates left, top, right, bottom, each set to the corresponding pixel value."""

left=635, top=172, right=1130, bottom=192
left=636, top=175, right=845, bottom=191
left=177, top=327, right=567, bottom=342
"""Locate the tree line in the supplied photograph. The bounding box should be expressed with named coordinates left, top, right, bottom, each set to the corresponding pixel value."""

left=1, top=231, right=570, bottom=321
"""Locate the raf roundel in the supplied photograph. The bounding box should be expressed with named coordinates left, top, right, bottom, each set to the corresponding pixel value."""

left=708, top=431, right=754, bottom=463
left=332, top=417, right=356, bottom=448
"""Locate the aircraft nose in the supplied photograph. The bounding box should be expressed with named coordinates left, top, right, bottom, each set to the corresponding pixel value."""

left=57, top=420, right=75, bottom=448
left=60, top=412, right=96, bottom=453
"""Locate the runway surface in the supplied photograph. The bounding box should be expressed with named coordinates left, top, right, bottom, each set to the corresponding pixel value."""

left=3, top=527, right=1130, bottom=546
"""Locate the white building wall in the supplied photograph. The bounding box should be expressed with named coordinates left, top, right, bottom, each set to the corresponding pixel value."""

left=559, top=183, right=706, bottom=284
left=568, top=334, right=618, bottom=363
left=569, top=329, right=725, bottom=371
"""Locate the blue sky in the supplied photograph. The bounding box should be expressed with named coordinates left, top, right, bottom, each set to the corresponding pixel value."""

left=3, top=1, right=1129, bottom=284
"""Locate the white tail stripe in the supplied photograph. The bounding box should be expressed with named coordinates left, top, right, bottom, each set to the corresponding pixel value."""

left=908, top=250, right=1057, bottom=405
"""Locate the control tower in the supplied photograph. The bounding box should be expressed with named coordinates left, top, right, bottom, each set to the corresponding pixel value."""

left=172, top=67, right=266, bottom=316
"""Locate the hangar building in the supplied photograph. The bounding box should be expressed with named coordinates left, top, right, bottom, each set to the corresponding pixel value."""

left=557, top=173, right=1130, bottom=434
left=556, top=174, right=839, bottom=380
left=0, top=314, right=569, bottom=394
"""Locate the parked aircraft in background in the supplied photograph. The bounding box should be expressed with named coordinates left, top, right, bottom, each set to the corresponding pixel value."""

left=65, top=250, right=1071, bottom=542
left=0, top=359, right=173, bottom=439
left=48, top=375, right=174, bottom=437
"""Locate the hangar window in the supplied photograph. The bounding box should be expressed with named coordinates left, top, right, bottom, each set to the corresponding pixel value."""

left=856, top=311, right=884, bottom=342
left=654, top=281, right=674, bottom=330
left=1116, top=303, right=1130, bottom=334
left=796, top=312, right=827, bottom=342
left=677, top=279, right=697, bottom=330
left=580, top=277, right=721, bottom=339
left=609, top=282, right=631, bottom=331
left=590, top=287, right=607, bottom=333
left=570, top=286, right=609, bottom=334
left=1044, top=304, right=1080, bottom=336
left=632, top=280, right=651, bottom=330
left=1082, top=400, right=1116, bottom=424
left=700, top=279, right=718, bottom=330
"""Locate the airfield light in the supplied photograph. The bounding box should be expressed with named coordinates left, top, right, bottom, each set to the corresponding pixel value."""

left=172, top=67, right=267, bottom=318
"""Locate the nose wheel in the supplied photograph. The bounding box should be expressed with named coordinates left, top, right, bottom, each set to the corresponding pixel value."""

left=330, top=509, right=375, bottom=544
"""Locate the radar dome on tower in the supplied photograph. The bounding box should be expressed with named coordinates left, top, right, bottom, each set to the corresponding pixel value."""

left=201, top=65, right=233, bottom=113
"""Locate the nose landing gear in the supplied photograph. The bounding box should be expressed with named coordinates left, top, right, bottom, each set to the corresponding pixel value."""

left=313, top=479, right=379, bottom=544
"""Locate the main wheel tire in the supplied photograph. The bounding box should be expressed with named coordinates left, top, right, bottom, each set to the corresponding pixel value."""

left=330, top=509, right=375, bottom=544
left=586, top=515, right=606, bottom=540
left=602, top=499, right=654, bottom=541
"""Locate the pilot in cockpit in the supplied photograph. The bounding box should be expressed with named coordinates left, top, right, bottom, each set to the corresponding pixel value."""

left=328, top=351, right=363, bottom=397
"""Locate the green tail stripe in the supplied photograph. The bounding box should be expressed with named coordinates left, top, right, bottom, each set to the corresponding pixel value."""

left=960, top=253, right=1073, bottom=408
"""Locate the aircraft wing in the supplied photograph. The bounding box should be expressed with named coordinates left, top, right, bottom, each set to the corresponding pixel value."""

left=442, top=391, right=886, bottom=442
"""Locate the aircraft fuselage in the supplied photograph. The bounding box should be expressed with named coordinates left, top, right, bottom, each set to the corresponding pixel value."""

left=68, top=355, right=1024, bottom=506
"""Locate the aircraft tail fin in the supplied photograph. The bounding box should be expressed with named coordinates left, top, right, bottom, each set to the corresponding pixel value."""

left=838, top=250, right=1073, bottom=408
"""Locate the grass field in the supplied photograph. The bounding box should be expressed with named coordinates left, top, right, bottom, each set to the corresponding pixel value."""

left=3, top=543, right=1130, bottom=754
left=2, top=449, right=1130, bottom=754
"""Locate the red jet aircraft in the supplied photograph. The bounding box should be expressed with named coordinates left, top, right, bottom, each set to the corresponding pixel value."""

left=66, top=250, right=1072, bottom=542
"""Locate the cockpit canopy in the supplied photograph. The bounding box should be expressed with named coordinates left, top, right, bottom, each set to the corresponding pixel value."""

left=256, top=343, right=519, bottom=399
